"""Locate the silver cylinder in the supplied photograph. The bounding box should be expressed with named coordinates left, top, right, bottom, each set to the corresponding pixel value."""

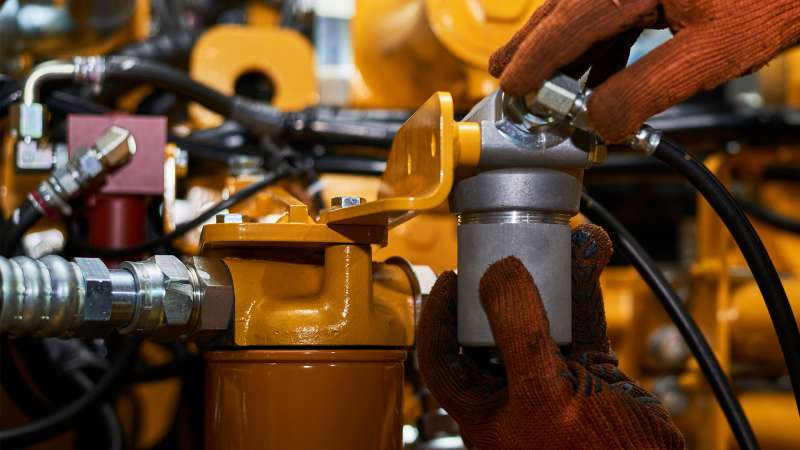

left=452, top=168, right=582, bottom=346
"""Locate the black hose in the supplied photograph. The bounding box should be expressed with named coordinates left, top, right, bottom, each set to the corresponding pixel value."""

left=0, top=336, right=52, bottom=419
left=739, top=198, right=800, bottom=235
left=0, top=337, right=141, bottom=448
left=75, top=165, right=293, bottom=257
left=70, top=372, right=124, bottom=450
left=581, top=192, right=759, bottom=450
left=117, top=29, right=201, bottom=66
left=1, top=199, right=43, bottom=257
left=105, top=56, right=234, bottom=116
left=652, top=137, right=800, bottom=413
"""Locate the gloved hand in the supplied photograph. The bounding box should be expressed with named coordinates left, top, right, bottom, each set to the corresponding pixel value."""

left=488, top=0, right=800, bottom=143
left=417, top=224, right=685, bottom=449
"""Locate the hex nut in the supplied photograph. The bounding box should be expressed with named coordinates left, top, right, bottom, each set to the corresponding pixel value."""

left=49, top=166, right=81, bottom=199
left=153, top=255, right=195, bottom=329
left=524, top=74, right=581, bottom=121
left=190, top=257, right=233, bottom=341
left=17, top=103, right=45, bottom=139
left=74, top=148, right=105, bottom=184
left=75, top=258, right=112, bottom=324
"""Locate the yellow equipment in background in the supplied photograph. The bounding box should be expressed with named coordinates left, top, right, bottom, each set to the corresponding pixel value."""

left=2, top=1, right=800, bottom=450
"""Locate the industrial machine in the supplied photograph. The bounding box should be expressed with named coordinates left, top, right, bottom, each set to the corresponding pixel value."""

left=1, top=1, right=799, bottom=449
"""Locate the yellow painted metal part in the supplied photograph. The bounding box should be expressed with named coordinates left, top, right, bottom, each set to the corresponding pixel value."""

left=687, top=154, right=733, bottom=450
left=350, top=0, right=544, bottom=109
left=424, top=0, right=543, bottom=69
left=740, top=392, right=800, bottom=450
left=318, top=173, right=459, bottom=273
left=730, top=278, right=800, bottom=368
left=189, top=25, right=318, bottom=128
left=201, top=187, right=387, bottom=251
left=223, top=244, right=415, bottom=346
left=320, top=92, right=480, bottom=227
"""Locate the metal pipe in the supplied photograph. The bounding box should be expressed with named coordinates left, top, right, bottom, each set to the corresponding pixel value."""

left=21, top=60, right=76, bottom=105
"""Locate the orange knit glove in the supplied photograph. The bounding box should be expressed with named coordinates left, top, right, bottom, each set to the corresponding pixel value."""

left=489, top=0, right=800, bottom=142
left=417, top=225, right=685, bottom=449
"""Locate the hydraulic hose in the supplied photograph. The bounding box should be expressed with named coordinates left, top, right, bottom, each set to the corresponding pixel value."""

left=581, top=193, right=759, bottom=450
left=105, top=56, right=233, bottom=116
left=652, top=137, right=800, bottom=414
left=0, top=338, right=124, bottom=449
left=739, top=198, right=800, bottom=235
left=117, top=29, right=201, bottom=66
left=104, top=56, right=284, bottom=135
left=0, top=337, right=141, bottom=448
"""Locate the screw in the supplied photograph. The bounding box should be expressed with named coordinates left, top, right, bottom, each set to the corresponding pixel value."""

left=215, top=213, right=252, bottom=224
left=331, top=196, right=365, bottom=209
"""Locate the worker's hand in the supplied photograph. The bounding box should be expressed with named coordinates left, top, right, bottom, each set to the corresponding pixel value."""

left=489, top=0, right=800, bottom=143
left=417, top=224, right=685, bottom=449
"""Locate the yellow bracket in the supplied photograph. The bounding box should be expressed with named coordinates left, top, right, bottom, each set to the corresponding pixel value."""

left=320, top=92, right=480, bottom=227
left=200, top=187, right=387, bottom=250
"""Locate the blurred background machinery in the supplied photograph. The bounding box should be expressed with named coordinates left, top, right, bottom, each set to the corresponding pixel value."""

left=0, top=1, right=799, bottom=449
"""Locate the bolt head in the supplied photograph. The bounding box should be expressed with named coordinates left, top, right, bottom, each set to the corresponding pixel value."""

left=215, top=213, right=252, bottom=224
left=331, top=196, right=365, bottom=209
left=190, top=257, right=233, bottom=342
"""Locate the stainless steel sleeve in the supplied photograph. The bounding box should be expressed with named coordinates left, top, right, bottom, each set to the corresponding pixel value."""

left=452, top=168, right=582, bottom=346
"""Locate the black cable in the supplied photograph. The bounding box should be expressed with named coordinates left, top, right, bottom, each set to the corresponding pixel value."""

left=76, top=165, right=293, bottom=257
left=0, top=337, right=141, bottom=448
left=738, top=198, right=800, bottom=235
left=1, top=338, right=125, bottom=449
left=653, top=137, right=800, bottom=413
left=105, top=56, right=234, bottom=116
left=0, top=336, right=52, bottom=419
left=581, top=192, right=759, bottom=450
left=117, top=29, right=201, bottom=67
left=1, top=199, right=43, bottom=257
left=70, top=371, right=124, bottom=450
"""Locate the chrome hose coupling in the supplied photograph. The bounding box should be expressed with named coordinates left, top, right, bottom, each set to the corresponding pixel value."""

left=31, top=126, right=136, bottom=217
left=0, top=255, right=233, bottom=341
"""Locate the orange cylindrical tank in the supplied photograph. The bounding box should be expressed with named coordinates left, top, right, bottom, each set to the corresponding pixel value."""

left=205, top=349, right=406, bottom=450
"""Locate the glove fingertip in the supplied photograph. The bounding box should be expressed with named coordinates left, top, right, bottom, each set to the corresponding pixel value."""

left=421, top=271, right=458, bottom=321
left=572, top=224, right=613, bottom=269
left=478, top=256, right=540, bottom=310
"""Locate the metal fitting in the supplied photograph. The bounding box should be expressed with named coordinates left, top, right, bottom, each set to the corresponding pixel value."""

left=73, top=55, right=107, bottom=94
left=629, top=125, right=662, bottom=155
left=331, top=196, right=365, bottom=209
left=33, top=126, right=136, bottom=216
left=523, top=74, right=592, bottom=132
left=0, top=255, right=233, bottom=340
left=12, top=102, right=45, bottom=140
left=120, top=255, right=198, bottom=337
left=190, top=257, right=234, bottom=342
left=0, top=255, right=135, bottom=336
